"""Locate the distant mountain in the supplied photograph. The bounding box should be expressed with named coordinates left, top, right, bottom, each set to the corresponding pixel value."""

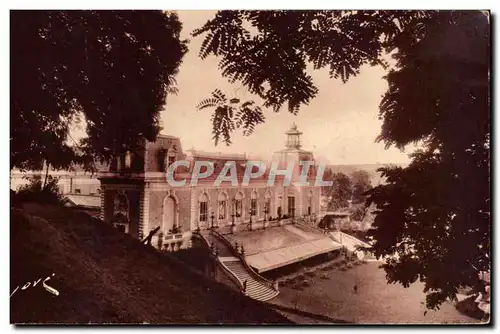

left=326, top=163, right=409, bottom=185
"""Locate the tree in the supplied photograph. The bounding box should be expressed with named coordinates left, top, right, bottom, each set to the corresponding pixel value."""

left=196, top=89, right=265, bottom=145
left=366, top=12, right=490, bottom=309
left=351, top=170, right=373, bottom=204
left=192, top=10, right=432, bottom=144
left=193, top=10, right=490, bottom=309
left=12, top=175, right=62, bottom=206
left=11, top=10, right=187, bottom=171
left=324, top=172, right=352, bottom=211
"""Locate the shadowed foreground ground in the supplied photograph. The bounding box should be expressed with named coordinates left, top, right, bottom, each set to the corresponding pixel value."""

left=10, top=204, right=290, bottom=324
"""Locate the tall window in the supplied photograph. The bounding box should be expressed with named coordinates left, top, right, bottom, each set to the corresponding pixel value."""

left=113, top=193, right=129, bottom=234
left=234, top=192, right=243, bottom=218
left=199, top=193, right=208, bottom=222
left=288, top=196, right=295, bottom=217
left=218, top=193, right=227, bottom=220
left=250, top=191, right=257, bottom=216
left=251, top=199, right=257, bottom=216
left=125, top=151, right=132, bottom=168
left=218, top=200, right=226, bottom=219
left=235, top=200, right=242, bottom=217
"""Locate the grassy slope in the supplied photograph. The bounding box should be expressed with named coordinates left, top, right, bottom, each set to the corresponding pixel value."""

left=10, top=204, right=290, bottom=324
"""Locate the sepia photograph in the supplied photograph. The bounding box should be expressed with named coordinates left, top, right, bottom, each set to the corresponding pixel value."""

left=9, top=7, right=491, bottom=325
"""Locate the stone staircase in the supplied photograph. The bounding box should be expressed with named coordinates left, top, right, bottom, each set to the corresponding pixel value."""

left=223, top=259, right=279, bottom=302
left=202, top=231, right=279, bottom=302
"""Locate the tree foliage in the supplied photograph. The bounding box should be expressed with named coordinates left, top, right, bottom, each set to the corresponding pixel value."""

left=194, top=10, right=490, bottom=309
left=12, top=175, right=62, bottom=206
left=196, top=89, right=265, bottom=145
left=366, top=12, right=490, bottom=309
left=11, top=10, right=187, bottom=171
left=351, top=170, right=373, bottom=204
left=323, top=172, right=353, bottom=211
left=192, top=10, right=432, bottom=144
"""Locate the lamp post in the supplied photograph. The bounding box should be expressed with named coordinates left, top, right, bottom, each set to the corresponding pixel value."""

left=210, top=211, right=215, bottom=229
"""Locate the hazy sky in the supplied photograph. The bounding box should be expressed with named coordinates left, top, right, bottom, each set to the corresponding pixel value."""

left=159, top=11, right=413, bottom=165
left=68, top=10, right=414, bottom=165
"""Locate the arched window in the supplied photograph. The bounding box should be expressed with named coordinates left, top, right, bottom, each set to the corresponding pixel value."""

left=113, top=193, right=129, bottom=233
left=288, top=196, right=295, bottom=217
left=218, top=192, right=227, bottom=220
left=264, top=192, right=271, bottom=216
left=124, top=151, right=132, bottom=168
left=234, top=192, right=243, bottom=218
left=250, top=191, right=258, bottom=216
left=199, top=193, right=208, bottom=222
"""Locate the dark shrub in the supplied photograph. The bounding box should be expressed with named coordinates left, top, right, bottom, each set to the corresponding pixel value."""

left=12, top=175, right=62, bottom=205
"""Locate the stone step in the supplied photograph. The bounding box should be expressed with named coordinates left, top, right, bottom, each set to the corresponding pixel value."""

left=205, top=232, right=279, bottom=302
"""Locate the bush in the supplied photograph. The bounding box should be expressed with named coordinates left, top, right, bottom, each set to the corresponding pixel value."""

left=12, top=175, right=62, bottom=205
left=455, top=295, right=485, bottom=320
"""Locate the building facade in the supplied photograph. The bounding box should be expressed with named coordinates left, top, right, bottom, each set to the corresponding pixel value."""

left=10, top=168, right=102, bottom=196
left=98, top=124, right=322, bottom=250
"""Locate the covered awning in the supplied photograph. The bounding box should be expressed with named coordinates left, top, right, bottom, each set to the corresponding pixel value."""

left=63, top=194, right=101, bottom=209
left=245, top=237, right=342, bottom=273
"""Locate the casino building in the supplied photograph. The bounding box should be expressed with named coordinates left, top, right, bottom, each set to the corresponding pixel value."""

left=98, top=124, right=322, bottom=250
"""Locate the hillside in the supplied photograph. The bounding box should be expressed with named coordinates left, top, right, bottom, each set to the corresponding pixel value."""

left=326, top=163, right=409, bottom=185
left=10, top=204, right=290, bottom=324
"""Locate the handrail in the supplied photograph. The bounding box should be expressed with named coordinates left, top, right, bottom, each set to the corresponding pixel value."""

left=239, top=253, right=276, bottom=290
left=216, top=257, right=245, bottom=292
left=210, top=229, right=238, bottom=256
left=210, top=229, right=277, bottom=291
left=193, top=230, right=211, bottom=249
left=193, top=230, right=245, bottom=292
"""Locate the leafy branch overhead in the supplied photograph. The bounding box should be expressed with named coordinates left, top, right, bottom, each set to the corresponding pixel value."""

left=194, top=10, right=490, bottom=311
left=11, top=10, right=188, bottom=171
left=196, top=89, right=265, bottom=146
left=192, top=10, right=435, bottom=145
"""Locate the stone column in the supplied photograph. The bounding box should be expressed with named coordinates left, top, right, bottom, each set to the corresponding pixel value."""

left=190, top=186, right=197, bottom=231
left=296, top=187, right=304, bottom=217
left=139, top=185, right=150, bottom=240
left=99, top=185, right=105, bottom=221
